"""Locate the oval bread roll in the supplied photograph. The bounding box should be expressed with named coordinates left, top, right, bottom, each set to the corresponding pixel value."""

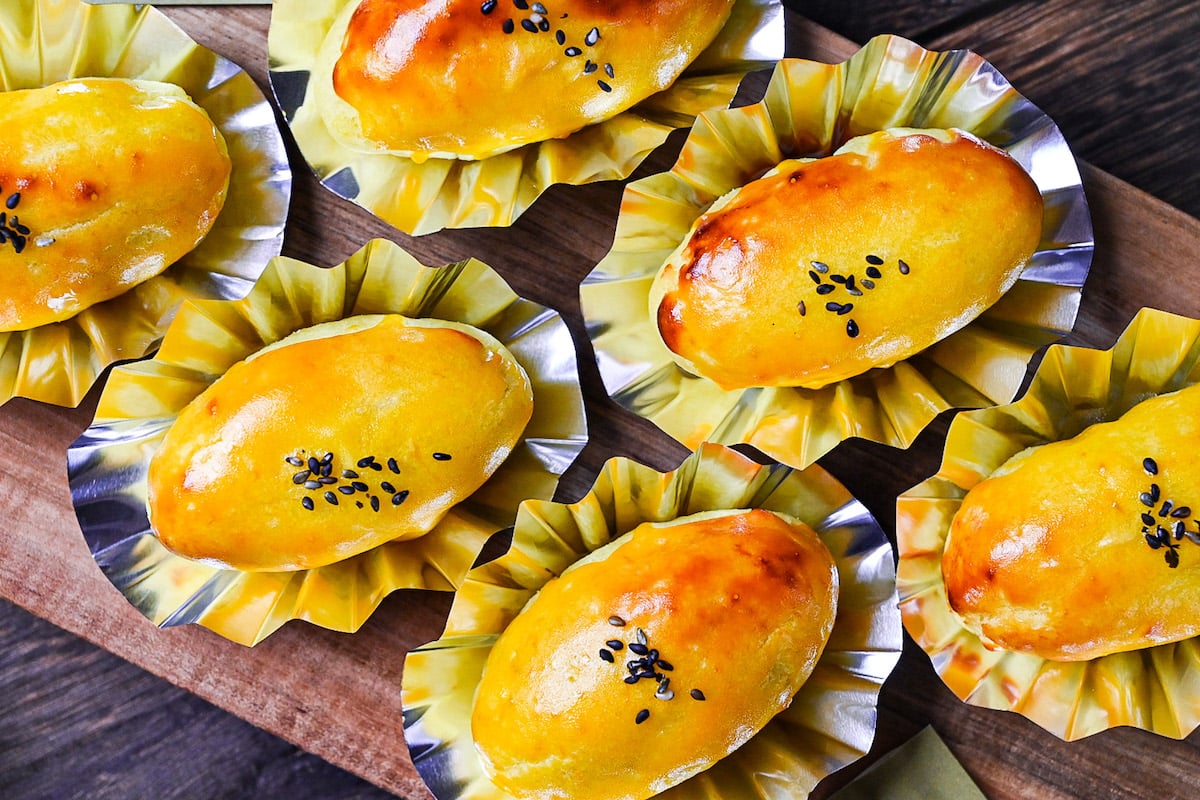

left=0, top=78, right=231, bottom=331
left=649, top=128, right=1044, bottom=389
left=146, top=315, right=533, bottom=572
left=944, top=383, right=1200, bottom=661
left=471, top=508, right=839, bottom=800
left=312, top=0, right=735, bottom=161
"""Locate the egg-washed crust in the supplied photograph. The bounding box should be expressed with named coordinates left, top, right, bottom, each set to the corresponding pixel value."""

left=313, top=0, right=736, bottom=161
left=146, top=314, right=533, bottom=573
left=944, top=382, right=1200, bottom=661
left=0, top=78, right=230, bottom=332
left=649, top=128, right=1044, bottom=390
left=471, top=508, right=838, bottom=800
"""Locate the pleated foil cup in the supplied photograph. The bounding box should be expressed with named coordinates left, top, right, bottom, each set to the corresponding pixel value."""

left=0, top=0, right=291, bottom=407
left=897, top=307, right=1200, bottom=740
left=581, top=35, right=1092, bottom=469
left=266, top=0, right=783, bottom=235
left=67, top=239, right=588, bottom=646
left=403, top=442, right=902, bottom=800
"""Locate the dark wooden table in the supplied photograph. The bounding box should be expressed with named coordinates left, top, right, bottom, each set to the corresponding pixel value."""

left=3, top=1, right=1199, bottom=798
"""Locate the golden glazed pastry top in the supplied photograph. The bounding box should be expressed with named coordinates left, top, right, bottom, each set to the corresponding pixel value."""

left=649, top=128, right=1044, bottom=390
left=0, top=78, right=230, bottom=331
left=314, top=0, right=735, bottom=161
left=944, top=383, right=1200, bottom=661
left=471, top=508, right=839, bottom=800
left=146, top=315, right=533, bottom=572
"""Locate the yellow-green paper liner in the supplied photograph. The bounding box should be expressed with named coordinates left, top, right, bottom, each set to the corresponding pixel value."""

left=0, top=0, right=291, bottom=406
left=402, top=443, right=902, bottom=799
left=898, top=307, right=1200, bottom=740
left=67, top=239, right=587, bottom=646
left=581, top=35, right=1092, bottom=469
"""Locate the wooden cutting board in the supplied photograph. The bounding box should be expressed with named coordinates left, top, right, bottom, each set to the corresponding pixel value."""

left=3, top=6, right=1200, bottom=799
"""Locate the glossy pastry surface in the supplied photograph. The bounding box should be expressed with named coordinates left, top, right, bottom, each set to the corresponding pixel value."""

left=314, top=0, right=735, bottom=161
left=649, top=128, right=1044, bottom=389
left=0, top=78, right=230, bottom=331
left=471, top=508, right=838, bottom=800
left=146, top=314, right=534, bottom=572
left=944, top=383, right=1200, bottom=661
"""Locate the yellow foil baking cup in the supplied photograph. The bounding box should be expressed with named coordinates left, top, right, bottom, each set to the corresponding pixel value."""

left=0, top=0, right=291, bottom=407
left=581, top=35, right=1092, bottom=469
left=403, top=443, right=902, bottom=800
left=66, top=239, right=588, bottom=646
left=897, top=307, right=1200, bottom=740
left=266, top=0, right=783, bottom=235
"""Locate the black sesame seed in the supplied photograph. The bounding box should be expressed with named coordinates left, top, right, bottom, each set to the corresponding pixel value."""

left=797, top=301, right=807, bottom=316
left=624, top=675, right=639, bottom=684
left=837, top=303, right=854, bottom=315
left=392, top=490, right=410, bottom=505
left=532, top=1, right=547, bottom=12
left=865, top=254, right=884, bottom=265
left=1141, top=492, right=1157, bottom=507
left=1157, top=526, right=1171, bottom=544
left=1144, top=457, right=1159, bottom=475
left=321, top=452, right=334, bottom=464
left=481, top=0, right=497, bottom=13
left=604, top=62, right=614, bottom=78
left=320, top=463, right=332, bottom=477
left=636, top=628, right=648, bottom=645
left=381, top=481, right=396, bottom=494
left=342, top=470, right=359, bottom=479
left=555, top=29, right=565, bottom=44
left=521, top=18, right=537, bottom=32
left=371, top=495, right=381, bottom=512
left=811, top=260, right=829, bottom=273
left=608, top=616, right=626, bottom=627
left=1161, top=501, right=1174, bottom=517
left=629, top=642, right=649, bottom=655
left=338, top=485, right=355, bottom=495
left=816, top=284, right=835, bottom=295
left=1175, top=520, right=1186, bottom=539
left=324, top=491, right=338, bottom=505
left=308, top=457, right=320, bottom=472
left=318, top=476, right=337, bottom=485
left=352, top=481, right=369, bottom=492
left=1167, top=548, right=1180, bottom=568
left=1146, top=533, right=1162, bottom=549
left=433, top=452, right=452, bottom=461
left=302, top=497, right=314, bottom=511
left=1150, top=484, right=1161, bottom=502
left=861, top=279, right=876, bottom=289
left=847, top=319, right=860, bottom=338
left=356, top=501, right=364, bottom=508
left=292, top=471, right=310, bottom=484
left=502, top=18, right=514, bottom=33
left=5, top=193, right=19, bottom=209
left=597, top=80, right=612, bottom=92
left=898, top=259, right=911, bottom=274
left=513, top=0, right=528, bottom=8
left=583, top=60, right=597, bottom=74
left=599, top=649, right=615, bottom=663
left=829, top=274, right=847, bottom=284
left=825, top=301, right=844, bottom=313
left=808, top=270, right=822, bottom=285
left=537, top=16, right=549, bottom=31
left=286, top=456, right=304, bottom=467
left=564, top=46, right=581, bottom=56
left=1174, top=506, right=1191, bottom=518
left=865, top=266, right=882, bottom=279
left=1142, top=513, right=1157, bottom=526
left=646, top=648, right=659, bottom=663
left=606, top=640, right=624, bottom=650
left=690, top=689, right=705, bottom=701
left=387, top=457, right=400, bottom=473
left=657, top=660, right=673, bottom=671
left=304, top=480, right=321, bottom=490
left=635, top=709, right=649, bottom=724
left=585, top=26, right=600, bottom=45
left=369, top=462, right=383, bottom=471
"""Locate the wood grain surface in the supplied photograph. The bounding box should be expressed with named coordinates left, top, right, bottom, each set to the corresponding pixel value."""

left=3, top=2, right=1200, bottom=799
